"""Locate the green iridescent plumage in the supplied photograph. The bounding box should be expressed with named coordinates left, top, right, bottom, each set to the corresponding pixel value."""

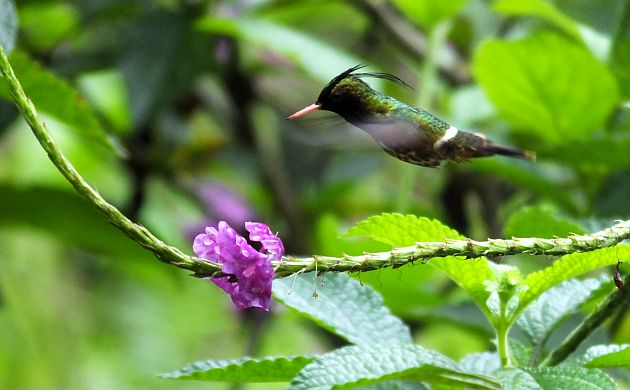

left=289, top=65, right=534, bottom=167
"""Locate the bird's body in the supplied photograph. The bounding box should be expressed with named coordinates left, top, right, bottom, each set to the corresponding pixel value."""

left=288, top=65, right=534, bottom=167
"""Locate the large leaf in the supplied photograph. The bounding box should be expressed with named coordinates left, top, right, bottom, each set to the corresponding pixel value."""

left=518, top=245, right=630, bottom=311
left=516, top=277, right=607, bottom=346
left=346, top=213, right=496, bottom=318
left=504, top=205, right=585, bottom=238
left=498, top=367, right=615, bottom=389
left=195, top=17, right=361, bottom=83
left=273, top=272, right=412, bottom=345
left=473, top=32, right=619, bottom=144
left=160, top=355, right=314, bottom=382
left=0, top=50, right=107, bottom=144
left=290, top=344, right=501, bottom=390
left=492, top=0, right=580, bottom=40
left=0, top=0, right=17, bottom=53
left=579, top=344, right=630, bottom=368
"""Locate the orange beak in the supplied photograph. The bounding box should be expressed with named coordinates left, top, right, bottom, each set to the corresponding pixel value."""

left=286, top=103, right=322, bottom=120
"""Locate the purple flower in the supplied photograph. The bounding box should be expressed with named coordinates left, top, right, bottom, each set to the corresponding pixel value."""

left=193, top=221, right=284, bottom=310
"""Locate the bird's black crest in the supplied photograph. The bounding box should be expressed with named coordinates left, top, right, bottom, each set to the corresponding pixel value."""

left=318, top=64, right=411, bottom=101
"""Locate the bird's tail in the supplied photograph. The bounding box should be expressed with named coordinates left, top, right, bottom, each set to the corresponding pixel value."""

left=481, top=143, right=536, bottom=161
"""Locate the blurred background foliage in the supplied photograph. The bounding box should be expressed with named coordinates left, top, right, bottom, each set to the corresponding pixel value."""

left=0, top=0, right=629, bottom=388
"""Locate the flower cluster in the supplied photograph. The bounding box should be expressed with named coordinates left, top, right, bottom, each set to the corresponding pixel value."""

left=193, top=221, right=284, bottom=310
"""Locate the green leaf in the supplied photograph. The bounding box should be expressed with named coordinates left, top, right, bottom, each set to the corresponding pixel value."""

left=313, top=213, right=444, bottom=320
left=517, top=277, right=607, bottom=346
left=504, top=205, right=585, bottom=238
left=160, top=355, right=314, bottom=382
left=533, top=367, right=614, bottom=389
left=273, top=272, right=412, bottom=345
left=497, top=369, right=540, bottom=389
left=459, top=352, right=500, bottom=377
left=492, top=0, right=580, bottom=40
left=290, top=344, right=501, bottom=390
left=195, top=17, right=361, bottom=83
left=0, top=0, right=17, bottom=53
left=0, top=50, right=108, bottom=145
left=498, top=367, right=616, bottom=389
left=519, top=245, right=630, bottom=311
left=473, top=33, right=619, bottom=144
left=346, top=213, right=497, bottom=319
left=579, top=344, right=630, bottom=368
left=509, top=339, right=534, bottom=367
left=391, top=0, right=468, bottom=30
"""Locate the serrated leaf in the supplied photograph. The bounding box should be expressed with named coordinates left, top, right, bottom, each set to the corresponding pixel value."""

left=0, top=50, right=108, bottom=145
left=0, top=0, right=17, bottom=53
left=273, top=273, right=412, bottom=345
left=492, top=0, right=580, bottom=40
left=459, top=352, right=500, bottom=377
left=473, top=33, right=619, bottom=144
left=519, top=245, right=630, bottom=311
left=498, top=367, right=616, bottom=389
left=504, top=205, right=585, bottom=238
left=346, top=213, right=497, bottom=319
left=290, top=344, right=501, bottom=390
left=497, top=369, right=540, bottom=389
left=517, top=277, right=607, bottom=345
left=526, top=367, right=615, bottom=389
left=195, top=17, right=361, bottom=83
left=160, top=355, right=314, bottom=382
left=580, top=344, right=630, bottom=368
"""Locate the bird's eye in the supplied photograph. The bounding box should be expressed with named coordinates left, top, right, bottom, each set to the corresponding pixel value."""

left=331, top=91, right=342, bottom=101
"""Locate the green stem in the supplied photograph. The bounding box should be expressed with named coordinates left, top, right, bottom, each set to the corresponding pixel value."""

left=497, top=322, right=511, bottom=368
left=2, top=46, right=630, bottom=279
left=542, top=272, right=630, bottom=366
left=276, top=222, right=630, bottom=277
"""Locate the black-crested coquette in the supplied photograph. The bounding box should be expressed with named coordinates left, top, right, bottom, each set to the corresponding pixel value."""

left=288, top=65, right=534, bottom=167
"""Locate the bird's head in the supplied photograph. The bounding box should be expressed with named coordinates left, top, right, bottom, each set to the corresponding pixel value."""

left=287, top=65, right=410, bottom=122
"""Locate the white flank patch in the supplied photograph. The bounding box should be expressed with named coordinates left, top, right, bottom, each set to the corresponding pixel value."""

left=433, top=125, right=459, bottom=150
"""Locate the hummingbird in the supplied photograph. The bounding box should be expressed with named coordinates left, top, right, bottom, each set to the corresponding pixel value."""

left=287, top=65, right=534, bottom=167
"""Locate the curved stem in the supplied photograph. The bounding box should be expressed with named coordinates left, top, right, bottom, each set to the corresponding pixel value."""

left=2, top=46, right=630, bottom=279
